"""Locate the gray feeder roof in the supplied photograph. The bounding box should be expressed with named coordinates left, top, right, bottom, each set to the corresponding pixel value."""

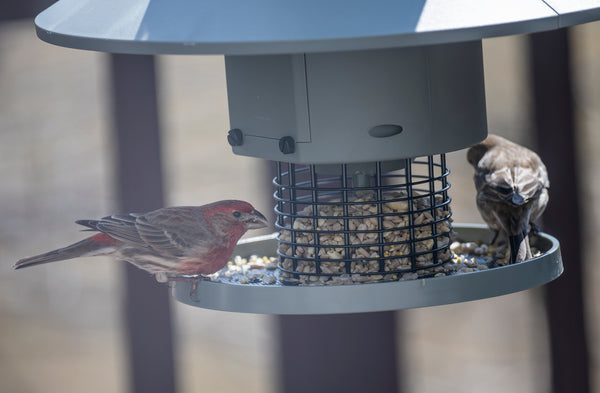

left=35, top=0, right=600, bottom=55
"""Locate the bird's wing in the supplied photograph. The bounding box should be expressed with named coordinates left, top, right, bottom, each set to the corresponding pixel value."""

left=93, top=207, right=218, bottom=258
left=94, top=214, right=149, bottom=246
left=135, top=207, right=217, bottom=258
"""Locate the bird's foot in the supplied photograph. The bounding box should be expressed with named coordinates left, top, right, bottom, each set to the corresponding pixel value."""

left=165, top=274, right=209, bottom=297
left=165, top=273, right=207, bottom=282
left=490, top=230, right=500, bottom=245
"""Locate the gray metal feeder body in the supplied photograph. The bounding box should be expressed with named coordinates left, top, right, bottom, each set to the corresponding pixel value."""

left=33, top=0, right=600, bottom=313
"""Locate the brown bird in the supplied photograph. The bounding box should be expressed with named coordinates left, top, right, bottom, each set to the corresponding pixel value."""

left=14, top=200, right=269, bottom=282
left=467, top=134, right=549, bottom=263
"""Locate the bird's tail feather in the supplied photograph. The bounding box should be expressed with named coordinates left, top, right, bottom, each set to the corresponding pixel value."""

left=508, top=232, right=532, bottom=264
left=75, top=219, right=100, bottom=230
left=14, top=235, right=115, bottom=269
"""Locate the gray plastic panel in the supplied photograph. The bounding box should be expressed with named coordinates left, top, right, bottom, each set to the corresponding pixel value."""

left=173, top=224, right=563, bottom=314
left=227, top=43, right=487, bottom=163
left=225, top=55, right=311, bottom=144
left=34, top=0, right=600, bottom=55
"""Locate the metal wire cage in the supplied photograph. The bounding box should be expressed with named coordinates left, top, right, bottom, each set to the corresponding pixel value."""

left=274, top=154, right=453, bottom=285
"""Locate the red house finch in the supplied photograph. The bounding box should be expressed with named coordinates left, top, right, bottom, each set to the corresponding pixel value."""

left=467, top=134, right=549, bottom=264
left=14, top=200, right=268, bottom=282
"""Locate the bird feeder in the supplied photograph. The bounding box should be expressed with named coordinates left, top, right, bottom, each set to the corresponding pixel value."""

left=34, top=0, right=600, bottom=314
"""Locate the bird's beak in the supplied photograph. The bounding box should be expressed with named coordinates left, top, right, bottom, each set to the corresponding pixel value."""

left=245, top=209, right=269, bottom=229
left=511, top=193, right=526, bottom=206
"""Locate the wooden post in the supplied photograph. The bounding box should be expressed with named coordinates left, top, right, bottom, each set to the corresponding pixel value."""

left=109, top=54, right=177, bottom=393
left=529, top=28, right=590, bottom=393
left=277, top=312, right=400, bottom=393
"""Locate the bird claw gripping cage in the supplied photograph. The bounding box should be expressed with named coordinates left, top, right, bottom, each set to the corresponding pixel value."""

left=274, top=157, right=453, bottom=285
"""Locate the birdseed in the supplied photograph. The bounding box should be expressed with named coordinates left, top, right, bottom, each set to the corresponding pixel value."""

left=205, top=239, right=542, bottom=286
left=277, top=190, right=453, bottom=285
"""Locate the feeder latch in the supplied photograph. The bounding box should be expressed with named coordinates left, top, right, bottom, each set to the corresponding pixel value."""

left=227, top=128, right=244, bottom=146
left=278, top=136, right=295, bottom=154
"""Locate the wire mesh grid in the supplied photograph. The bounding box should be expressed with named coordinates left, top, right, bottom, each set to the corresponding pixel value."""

left=274, top=155, right=453, bottom=285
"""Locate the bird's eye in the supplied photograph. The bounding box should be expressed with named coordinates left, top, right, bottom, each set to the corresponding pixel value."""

left=232, top=211, right=242, bottom=218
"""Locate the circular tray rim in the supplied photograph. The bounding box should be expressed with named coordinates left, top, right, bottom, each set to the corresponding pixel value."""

left=173, top=224, right=563, bottom=314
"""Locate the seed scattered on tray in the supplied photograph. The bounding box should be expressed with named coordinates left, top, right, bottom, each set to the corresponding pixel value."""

left=205, top=239, right=543, bottom=286
left=206, top=255, right=279, bottom=285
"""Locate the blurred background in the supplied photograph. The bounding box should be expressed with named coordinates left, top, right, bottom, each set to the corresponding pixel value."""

left=1, top=6, right=600, bottom=393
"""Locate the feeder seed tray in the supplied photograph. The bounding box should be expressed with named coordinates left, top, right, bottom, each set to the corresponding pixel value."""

left=173, top=224, right=563, bottom=314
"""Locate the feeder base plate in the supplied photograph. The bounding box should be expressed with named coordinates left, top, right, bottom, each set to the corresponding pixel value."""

left=173, top=224, right=562, bottom=314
